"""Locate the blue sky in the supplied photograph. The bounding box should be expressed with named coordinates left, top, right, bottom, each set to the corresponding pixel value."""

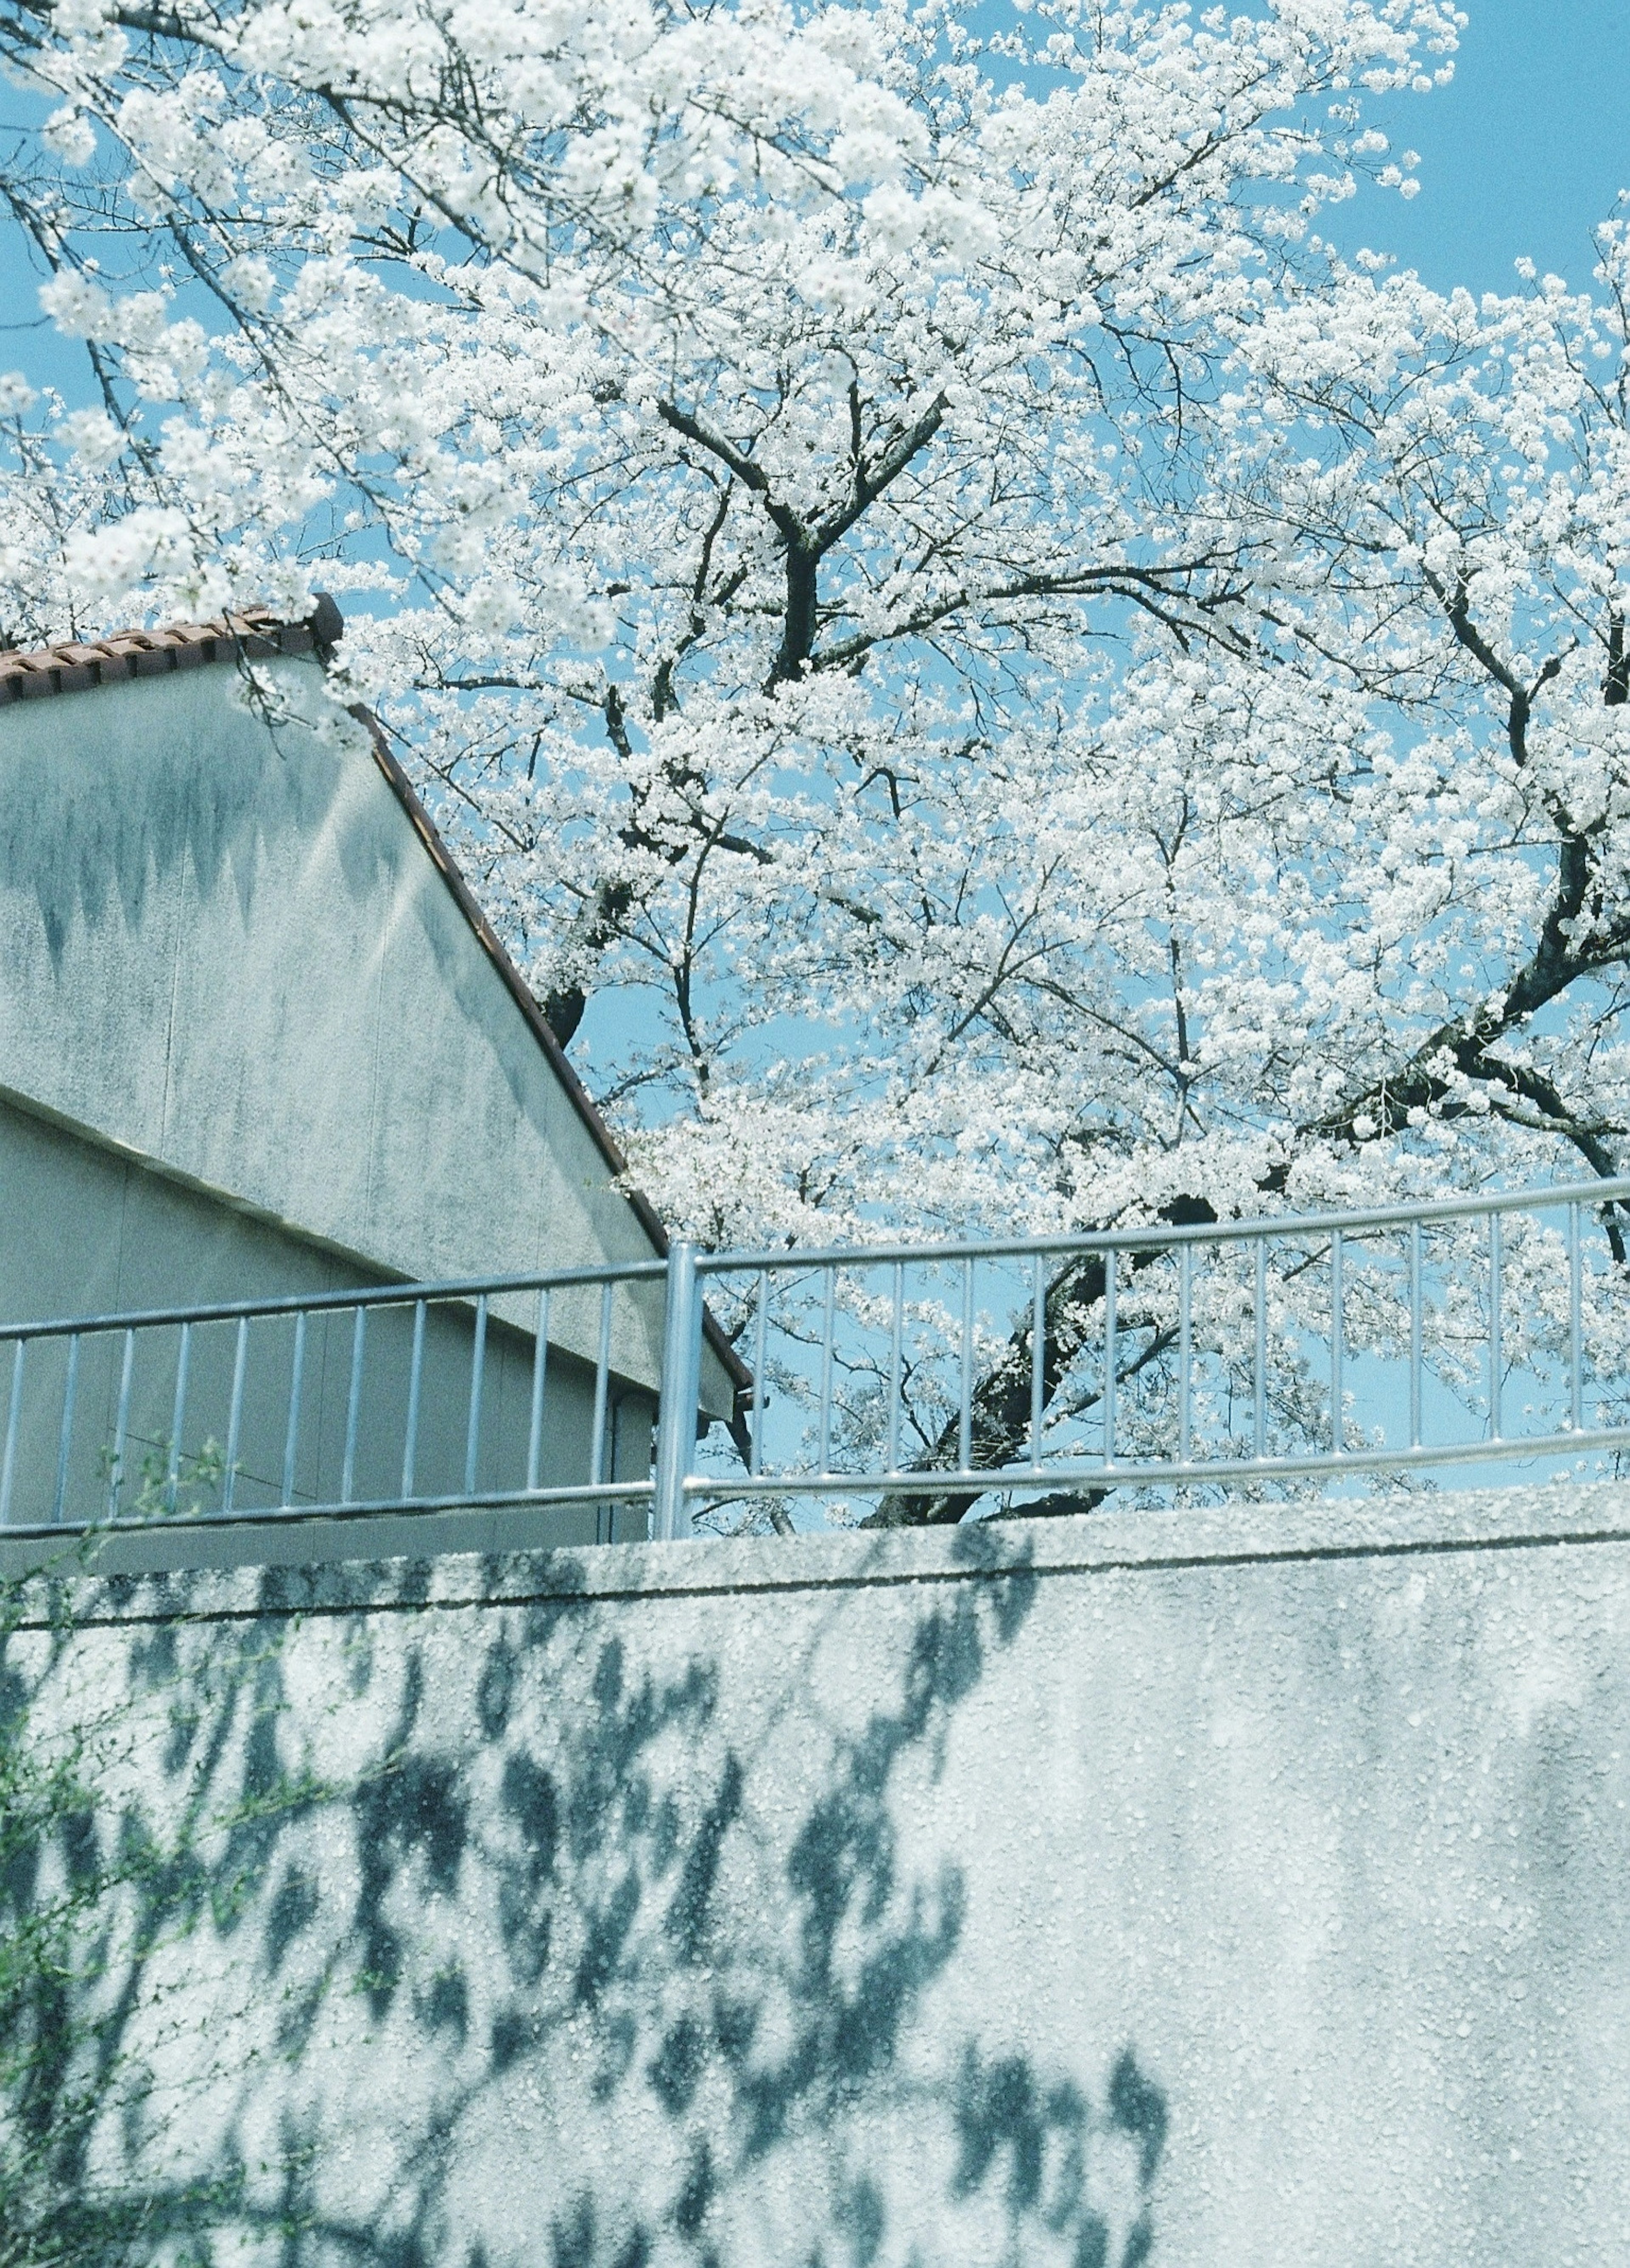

left=1344, top=0, right=1630, bottom=294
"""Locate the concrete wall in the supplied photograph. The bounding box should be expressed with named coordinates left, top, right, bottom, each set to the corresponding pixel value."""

left=0, top=656, right=731, bottom=1416
left=0, top=1093, right=655, bottom=1541
left=6, top=1484, right=1629, bottom=2265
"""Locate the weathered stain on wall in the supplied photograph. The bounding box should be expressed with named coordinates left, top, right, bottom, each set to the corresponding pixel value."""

left=0, top=655, right=734, bottom=1417
left=8, top=1487, right=1630, bottom=2264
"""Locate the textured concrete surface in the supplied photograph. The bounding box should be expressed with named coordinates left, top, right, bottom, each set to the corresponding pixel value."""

left=8, top=1483, right=1629, bottom=2264
left=0, top=657, right=731, bottom=1414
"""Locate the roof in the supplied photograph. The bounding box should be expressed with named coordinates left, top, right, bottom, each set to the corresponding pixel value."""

left=0, top=605, right=330, bottom=700
left=0, top=599, right=751, bottom=1401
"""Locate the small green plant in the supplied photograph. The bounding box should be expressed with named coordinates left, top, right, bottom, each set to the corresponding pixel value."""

left=0, top=1549, right=362, bottom=2262
left=98, top=1435, right=230, bottom=1523
left=0, top=1547, right=165, bottom=2265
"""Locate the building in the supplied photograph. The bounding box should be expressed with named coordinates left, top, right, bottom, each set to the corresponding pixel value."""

left=0, top=603, right=739, bottom=1562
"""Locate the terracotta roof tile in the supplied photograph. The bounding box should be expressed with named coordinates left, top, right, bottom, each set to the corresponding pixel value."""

left=0, top=606, right=321, bottom=701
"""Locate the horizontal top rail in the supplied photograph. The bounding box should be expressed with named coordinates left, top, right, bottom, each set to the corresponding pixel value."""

left=0, top=1256, right=668, bottom=1345
left=698, top=1175, right=1630, bottom=1278
left=10, top=1178, right=1627, bottom=1343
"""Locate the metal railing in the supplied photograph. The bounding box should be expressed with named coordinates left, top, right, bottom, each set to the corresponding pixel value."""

left=0, top=1258, right=667, bottom=1539
left=676, top=1176, right=1630, bottom=1531
left=4, top=1178, right=1630, bottom=1543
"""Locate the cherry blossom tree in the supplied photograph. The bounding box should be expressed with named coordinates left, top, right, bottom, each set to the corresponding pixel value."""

left=24, top=0, right=1630, bottom=1518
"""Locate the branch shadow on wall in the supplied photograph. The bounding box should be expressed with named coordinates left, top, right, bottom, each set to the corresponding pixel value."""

left=2, top=1532, right=1168, bottom=2267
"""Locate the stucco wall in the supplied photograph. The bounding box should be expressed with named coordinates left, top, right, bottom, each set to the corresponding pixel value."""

left=0, top=657, right=731, bottom=1414
left=7, top=1484, right=1628, bottom=2264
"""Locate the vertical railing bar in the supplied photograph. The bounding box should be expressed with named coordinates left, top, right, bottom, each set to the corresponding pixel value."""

left=340, top=1305, right=368, bottom=1505
left=588, top=1281, right=612, bottom=1490
left=1569, top=1201, right=1583, bottom=1433
left=1330, top=1231, right=1344, bottom=1457
left=222, top=1317, right=248, bottom=1514
left=1029, top=1255, right=1045, bottom=1469
left=886, top=1261, right=904, bottom=1477
left=958, top=1256, right=974, bottom=1473
left=0, top=1341, right=24, bottom=1527
left=818, top=1266, right=836, bottom=1478
left=1253, top=1236, right=1267, bottom=1461
left=1409, top=1219, right=1423, bottom=1450
left=53, top=1333, right=81, bottom=1525
left=464, top=1294, right=489, bottom=1498
left=1488, top=1210, right=1503, bottom=1442
left=652, top=1242, right=702, bottom=1540
left=750, top=1270, right=768, bottom=1480
left=1103, top=1249, right=1117, bottom=1464
left=526, top=1287, right=550, bottom=1494
left=164, top=1322, right=189, bottom=1516
left=1178, top=1245, right=1192, bottom=1468
left=108, top=1328, right=135, bottom=1521
left=281, top=1310, right=306, bottom=1509
left=402, top=1300, right=426, bottom=1499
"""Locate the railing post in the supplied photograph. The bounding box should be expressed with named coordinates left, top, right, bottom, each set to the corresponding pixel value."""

left=652, top=1241, right=702, bottom=1541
